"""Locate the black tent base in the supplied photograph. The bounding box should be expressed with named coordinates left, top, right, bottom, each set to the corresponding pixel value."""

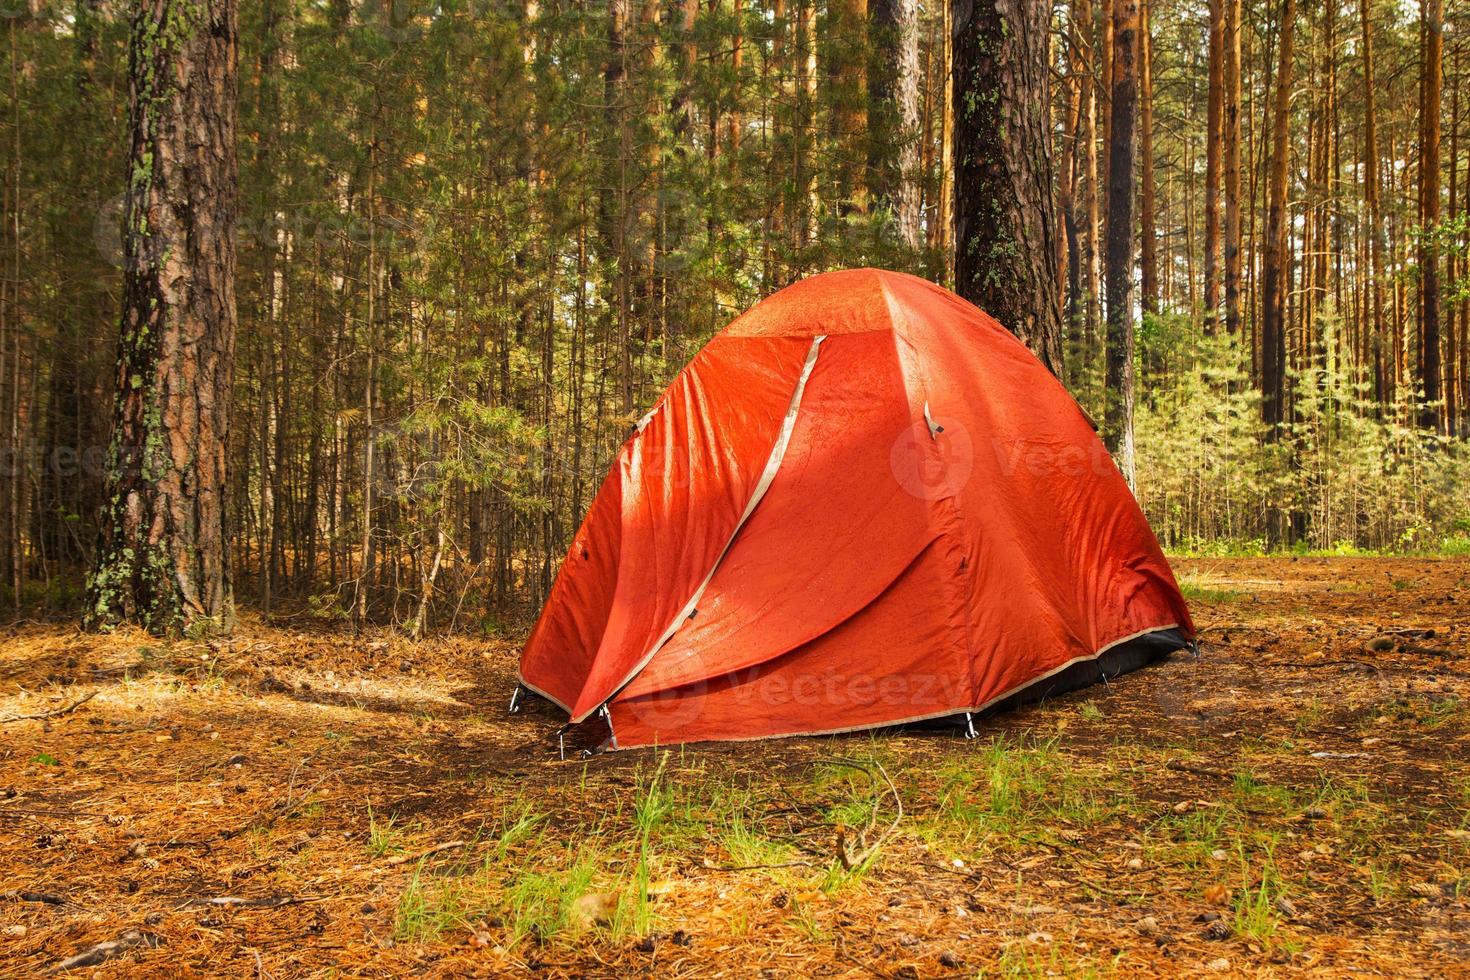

left=912, top=627, right=1193, bottom=734
left=513, top=627, right=1193, bottom=751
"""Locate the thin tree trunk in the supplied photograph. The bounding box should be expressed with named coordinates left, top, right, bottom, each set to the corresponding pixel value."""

left=1203, top=0, right=1224, bottom=330
left=728, top=0, right=743, bottom=153
left=1103, top=0, right=1138, bottom=486
left=1360, top=0, right=1386, bottom=404
left=870, top=0, right=922, bottom=247
left=1137, top=0, right=1157, bottom=315
left=1222, top=0, right=1243, bottom=335
left=1419, top=0, right=1443, bottom=429
left=933, top=0, right=955, bottom=277
left=1261, top=0, right=1296, bottom=431
left=833, top=0, right=868, bottom=212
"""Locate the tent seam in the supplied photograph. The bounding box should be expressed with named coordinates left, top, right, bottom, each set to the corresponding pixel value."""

left=569, top=334, right=827, bottom=723
left=877, top=274, right=980, bottom=704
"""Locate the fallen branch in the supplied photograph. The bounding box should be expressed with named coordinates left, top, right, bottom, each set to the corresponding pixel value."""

left=45, top=930, right=164, bottom=974
left=1166, top=758, right=1232, bottom=780
left=1273, top=659, right=1383, bottom=673
left=1, top=890, right=67, bottom=906
left=384, top=839, right=468, bottom=866
left=1363, top=636, right=1458, bottom=658
left=821, top=758, right=903, bottom=872
left=177, top=894, right=319, bottom=910
left=704, top=858, right=815, bottom=872
left=1, top=690, right=97, bottom=724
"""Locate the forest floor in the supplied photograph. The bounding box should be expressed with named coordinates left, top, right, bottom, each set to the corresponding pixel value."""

left=1, top=557, right=1468, bottom=978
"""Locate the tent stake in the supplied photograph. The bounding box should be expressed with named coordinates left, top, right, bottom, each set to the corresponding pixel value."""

left=508, top=684, right=523, bottom=714
left=964, top=713, right=977, bottom=739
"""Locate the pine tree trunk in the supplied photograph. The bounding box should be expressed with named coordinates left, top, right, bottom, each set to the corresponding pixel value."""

left=1222, top=0, right=1243, bottom=335
left=1103, top=0, right=1137, bottom=486
left=952, top=0, right=1064, bottom=375
left=671, top=0, right=700, bottom=141
left=728, top=0, right=743, bottom=153
left=1203, top=0, right=1224, bottom=331
left=870, top=0, right=922, bottom=247
left=1261, top=0, right=1296, bottom=431
left=1361, top=0, right=1386, bottom=404
left=1138, top=0, right=1158, bottom=315
left=86, top=0, right=238, bottom=634
left=1419, top=0, right=1443, bottom=430
left=833, top=0, right=868, bottom=212
left=1060, top=0, right=1089, bottom=332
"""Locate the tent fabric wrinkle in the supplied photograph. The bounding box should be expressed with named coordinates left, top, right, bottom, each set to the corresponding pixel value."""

left=518, top=268, right=1194, bottom=748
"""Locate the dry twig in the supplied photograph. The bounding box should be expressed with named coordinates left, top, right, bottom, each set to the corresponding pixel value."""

left=821, top=758, right=903, bottom=871
left=44, top=929, right=164, bottom=974
left=384, top=839, right=469, bottom=866
left=1, top=690, right=97, bottom=724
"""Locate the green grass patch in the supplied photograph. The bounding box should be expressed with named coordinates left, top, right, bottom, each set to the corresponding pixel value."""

left=1179, top=580, right=1246, bottom=603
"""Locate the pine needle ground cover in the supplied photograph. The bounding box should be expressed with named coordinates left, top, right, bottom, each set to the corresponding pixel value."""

left=1, top=557, right=1467, bottom=977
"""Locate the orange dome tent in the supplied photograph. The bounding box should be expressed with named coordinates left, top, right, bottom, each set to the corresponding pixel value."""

left=517, top=269, right=1193, bottom=750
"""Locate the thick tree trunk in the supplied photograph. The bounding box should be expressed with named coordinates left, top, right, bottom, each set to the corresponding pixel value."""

left=86, top=0, right=238, bottom=634
left=1103, top=0, right=1137, bottom=486
left=1419, top=0, right=1443, bottom=430
left=952, top=0, right=1064, bottom=375
left=870, top=0, right=922, bottom=248
left=1261, top=0, right=1295, bottom=431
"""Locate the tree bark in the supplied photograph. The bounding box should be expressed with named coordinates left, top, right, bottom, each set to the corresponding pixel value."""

left=1203, top=0, right=1224, bottom=330
left=1222, top=0, right=1243, bottom=335
left=952, top=0, right=1065, bottom=375
left=1360, top=0, right=1386, bottom=403
left=1137, top=0, right=1157, bottom=315
left=832, top=0, right=868, bottom=212
left=1419, top=0, right=1443, bottom=430
left=1261, top=0, right=1296, bottom=431
left=870, top=0, right=922, bottom=247
left=1103, top=0, right=1137, bottom=486
left=86, top=0, right=238, bottom=634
